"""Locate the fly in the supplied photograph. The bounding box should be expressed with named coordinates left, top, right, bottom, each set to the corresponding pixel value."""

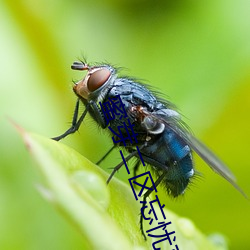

left=52, top=60, right=246, bottom=238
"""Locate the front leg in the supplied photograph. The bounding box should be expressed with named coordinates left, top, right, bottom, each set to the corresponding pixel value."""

left=52, top=99, right=89, bottom=141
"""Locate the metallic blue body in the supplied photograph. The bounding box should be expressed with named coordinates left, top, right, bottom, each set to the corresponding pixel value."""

left=89, top=76, right=194, bottom=197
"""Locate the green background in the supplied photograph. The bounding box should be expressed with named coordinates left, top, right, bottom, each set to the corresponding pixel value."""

left=0, top=0, right=250, bottom=249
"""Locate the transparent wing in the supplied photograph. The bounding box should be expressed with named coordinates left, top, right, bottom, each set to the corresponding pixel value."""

left=146, top=110, right=247, bottom=198
left=176, top=128, right=247, bottom=197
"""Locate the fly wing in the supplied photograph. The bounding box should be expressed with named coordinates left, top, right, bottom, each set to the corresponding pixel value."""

left=151, top=110, right=247, bottom=198
left=171, top=122, right=247, bottom=198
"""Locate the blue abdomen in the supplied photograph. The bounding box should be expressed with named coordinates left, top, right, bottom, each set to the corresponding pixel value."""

left=141, top=128, right=194, bottom=197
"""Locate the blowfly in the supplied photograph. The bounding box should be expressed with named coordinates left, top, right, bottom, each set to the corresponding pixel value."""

left=52, top=60, right=246, bottom=237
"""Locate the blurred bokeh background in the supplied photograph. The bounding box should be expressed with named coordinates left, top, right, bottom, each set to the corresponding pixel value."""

left=0, top=0, right=250, bottom=249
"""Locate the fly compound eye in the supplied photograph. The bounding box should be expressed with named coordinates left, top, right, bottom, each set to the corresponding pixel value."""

left=87, top=68, right=111, bottom=92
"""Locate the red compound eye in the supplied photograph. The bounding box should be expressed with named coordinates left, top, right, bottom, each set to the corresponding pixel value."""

left=87, top=68, right=111, bottom=92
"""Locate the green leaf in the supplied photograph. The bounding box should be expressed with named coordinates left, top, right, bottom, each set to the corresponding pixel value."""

left=19, top=127, right=228, bottom=250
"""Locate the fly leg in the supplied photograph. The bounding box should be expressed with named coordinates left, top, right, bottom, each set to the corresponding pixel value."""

left=52, top=99, right=89, bottom=141
left=140, top=172, right=166, bottom=240
left=131, top=160, right=141, bottom=190
left=96, top=145, right=116, bottom=165
left=106, top=150, right=138, bottom=184
left=52, top=98, right=107, bottom=141
left=133, top=160, right=141, bottom=177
